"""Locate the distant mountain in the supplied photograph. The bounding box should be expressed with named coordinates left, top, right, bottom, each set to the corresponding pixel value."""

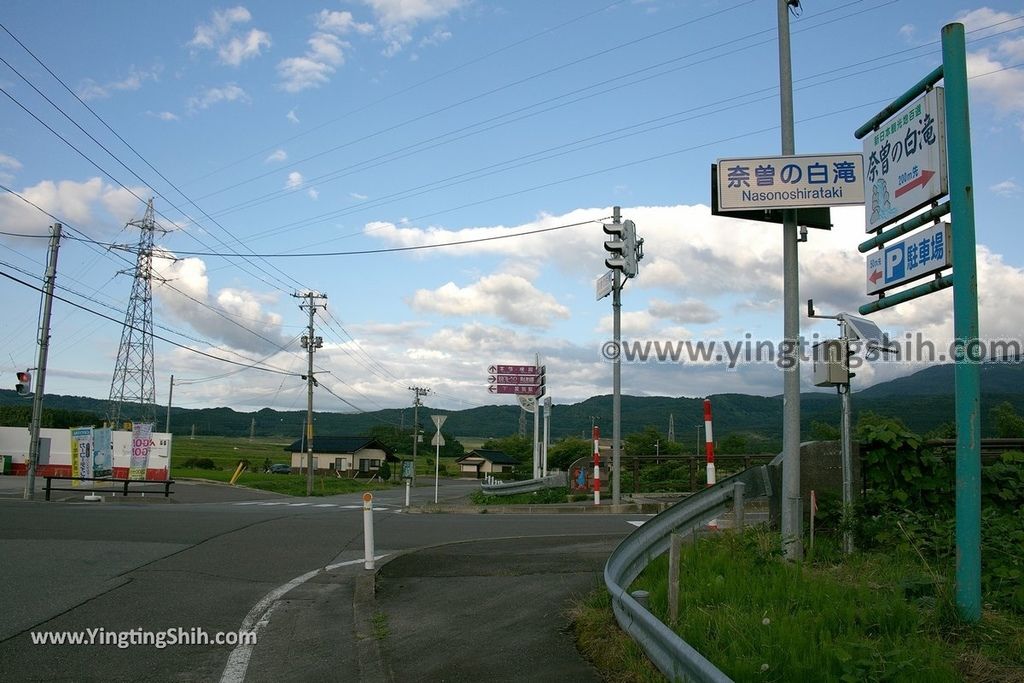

left=2, top=362, right=1022, bottom=443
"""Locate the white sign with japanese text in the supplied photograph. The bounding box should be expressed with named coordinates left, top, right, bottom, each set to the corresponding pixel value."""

left=865, top=222, right=951, bottom=294
left=716, top=153, right=865, bottom=211
left=863, top=88, right=947, bottom=232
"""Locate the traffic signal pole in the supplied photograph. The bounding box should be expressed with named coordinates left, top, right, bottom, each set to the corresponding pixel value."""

left=24, top=223, right=62, bottom=500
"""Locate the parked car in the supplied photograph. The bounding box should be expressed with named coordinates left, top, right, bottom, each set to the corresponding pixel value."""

left=269, top=463, right=292, bottom=474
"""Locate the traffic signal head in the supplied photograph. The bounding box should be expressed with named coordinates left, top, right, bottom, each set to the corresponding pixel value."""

left=603, top=222, right=626, bottom=271
left=15, top=370, right=31, bottom=396
left=623, top=220, right=640, bottom=278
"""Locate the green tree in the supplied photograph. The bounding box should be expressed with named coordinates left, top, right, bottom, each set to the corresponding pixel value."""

left=990, top=401, right=1024, bottom=438
left=624, top=426, right=683, bottom=457
left=717, top=433, right=749, bottom=454
left=547, top=437, right=593, bottom=470
left=481, top=435, right=532, bottom=463
left=809, top=420, right=841, bottom=441
left=378, top=461, right=392, bottom=481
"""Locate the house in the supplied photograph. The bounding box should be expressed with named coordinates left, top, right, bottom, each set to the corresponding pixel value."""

left=455, top=449, right=518, bottom=478
left=284, top=437, right=399, bottom=476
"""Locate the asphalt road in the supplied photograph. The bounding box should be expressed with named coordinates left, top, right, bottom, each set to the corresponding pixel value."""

left=0, top=476, right=644, bottom=682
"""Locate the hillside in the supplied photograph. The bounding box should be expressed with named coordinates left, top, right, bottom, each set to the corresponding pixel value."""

left=2, top=362, right=1022, bottom=443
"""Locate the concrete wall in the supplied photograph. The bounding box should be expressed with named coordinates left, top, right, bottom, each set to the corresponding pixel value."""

left=768, top=440, right=861, bottom=525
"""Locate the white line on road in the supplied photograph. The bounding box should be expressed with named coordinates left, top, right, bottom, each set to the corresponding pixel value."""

left=627, top=520, right=647, bottom=527
left=219, top=554, right=388, bottom=683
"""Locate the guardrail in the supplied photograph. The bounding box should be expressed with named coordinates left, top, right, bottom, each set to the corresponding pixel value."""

left=479, top=471, right=567, bottom=496
left=604, top=465, right=773, bottom=682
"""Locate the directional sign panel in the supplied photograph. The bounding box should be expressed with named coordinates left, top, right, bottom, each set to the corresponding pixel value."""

left=866, top=222, right=951, bottom=294
left=864, top=87, right=947, bottom=232
left=487, top=364, right=538, bottom=375
left=716, top=153, right=865, bottom=211
left=488, top=374, right=540, bottom=385
left=487, top=384, right=540, bottom=395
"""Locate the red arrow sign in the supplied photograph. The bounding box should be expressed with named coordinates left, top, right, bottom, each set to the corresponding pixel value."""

left=894, top=170, right=935, bottom=199
left=868, top=270, right=883, bottom=284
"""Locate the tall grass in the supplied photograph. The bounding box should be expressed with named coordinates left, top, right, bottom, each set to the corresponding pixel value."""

left=631, top=529, right=962, bottom=682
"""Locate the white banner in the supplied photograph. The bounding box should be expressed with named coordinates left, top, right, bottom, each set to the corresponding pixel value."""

left=129, top=423, right=154, bottom=480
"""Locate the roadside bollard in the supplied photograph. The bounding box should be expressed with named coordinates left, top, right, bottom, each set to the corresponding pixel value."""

left=405, top=479, right=410, bottom=508
left=363, top=492, right=375, bottom=570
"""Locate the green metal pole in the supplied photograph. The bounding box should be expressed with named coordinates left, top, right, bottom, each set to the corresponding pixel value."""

left=942, top=22, right=981, bottom=622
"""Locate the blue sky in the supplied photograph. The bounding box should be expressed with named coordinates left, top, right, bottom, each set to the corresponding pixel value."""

left=1, top=0, right=1023, bottom=417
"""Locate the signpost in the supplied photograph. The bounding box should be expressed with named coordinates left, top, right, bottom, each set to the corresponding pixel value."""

left=866, top=222, right=951, bottom=294
left=863, top=88, right=947, bottom=232
left=855, top=23, right=979, bottom=621
left=431, top=414, right=447, bottom=504
left=716, top=153, right=864, bottom=211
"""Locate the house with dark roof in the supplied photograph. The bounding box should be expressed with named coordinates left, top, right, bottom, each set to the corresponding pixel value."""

left=455, top=449, right=519, bottom=478
left=284, top=436, right=399, bottom=476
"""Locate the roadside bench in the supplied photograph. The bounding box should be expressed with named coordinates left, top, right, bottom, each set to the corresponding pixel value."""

left=44, top=476, right=174, bottom=501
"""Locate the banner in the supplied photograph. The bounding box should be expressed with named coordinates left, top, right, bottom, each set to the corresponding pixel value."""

left=93, top=427, right=112, bottom=478
left=129, top=423, right=153, bottom=480
left=70, top=427, right=94, bottom=488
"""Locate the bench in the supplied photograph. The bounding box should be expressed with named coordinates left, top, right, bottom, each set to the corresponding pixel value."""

left=44, top=476, right=174, bottom=501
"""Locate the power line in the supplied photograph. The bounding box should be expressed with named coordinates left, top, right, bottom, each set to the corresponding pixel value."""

left=0, top=269, right=300, bottom=376
left=160, top=218, right=603, bottom=258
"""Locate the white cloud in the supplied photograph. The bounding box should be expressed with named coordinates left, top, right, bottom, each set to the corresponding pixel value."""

left=350, top=192, right=369, bottom=200
left=409, top=273, right=570, bottom=328
left=265, top=149, right=288, bottom=163
left=286, top=109, right=300, bottom=124
left=277, top=9, right=375, bottom=92
left=147, top=111, right=179, bottom=121
left=359, top=0, right=466, bottom=56
left=0, top=177, right=149, bottom=238
left=990, top=179, right=1022, bottom=197
left=220, top=29, right=272, bottom=66
left=77, top=66, right=160, bottom=100
left=307, top=188, right=319, bottom=200
left=649, top=298, right=720, bottom=325
left=0, top=153, right=22, bottom=172
left=151, top=251, right=288, bottom=353
left=317, top=9, right=373, bottom=35
left=186, top=84, right=250, bottom=113
left=189, top=6, right=270, bottom=66
left=285, top=171, right=304, bottom=189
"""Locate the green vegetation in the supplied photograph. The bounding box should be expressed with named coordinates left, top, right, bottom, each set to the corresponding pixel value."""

left=572, top=413, right=1024, bottom=681
left=470, top=488, right=573, bottom=505
left=172, top=467, right=392, bottom=496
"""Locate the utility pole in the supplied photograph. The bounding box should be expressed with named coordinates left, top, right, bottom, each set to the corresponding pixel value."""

left=668, top=413, right=675, bottom=443
left=542, top=396, right=552, bottom=476
left=601, top=205, right=643, bottom=506
left=294, top=291, right=326, bottom=497
left=409, top=386, right=430, bottom=469
left=778, top=0, right=803, bottom=560
left=24, top=223, right=62, bottom=500
left=165, top=375, right=174, bottom=433
left=249, top=417, right=255, bottom=441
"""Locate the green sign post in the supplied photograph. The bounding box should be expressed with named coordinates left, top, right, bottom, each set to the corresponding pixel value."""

left=854, top=23, right=980, bottom=621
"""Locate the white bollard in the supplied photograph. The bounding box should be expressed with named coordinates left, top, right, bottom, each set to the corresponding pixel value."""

left=405, top=479, right=410, bottom=508
left=362, top=492, right=375, bottom=570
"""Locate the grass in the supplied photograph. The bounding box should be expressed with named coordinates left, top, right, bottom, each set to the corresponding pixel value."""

left=572, top=528, right=1024, bottom=682
left=371, top=611, right=390, bottom=640
left=469, top=488, right=573, bottom=505
left=170, top=435, right=293, bottom=471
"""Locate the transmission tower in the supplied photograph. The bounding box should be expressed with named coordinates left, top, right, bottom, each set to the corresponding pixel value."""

left=108, top=199, right=166, bottom=426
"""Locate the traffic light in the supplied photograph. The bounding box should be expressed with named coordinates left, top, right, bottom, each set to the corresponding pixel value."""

left=15, top=370, right=31, bottom=396
left=603, top=221, right=626, bottom=271
left=536, top=365, right=546, bottom=396
left=622, top=220, right=643, bottom=278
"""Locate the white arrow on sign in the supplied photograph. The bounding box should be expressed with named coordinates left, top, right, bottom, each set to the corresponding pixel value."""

left=431, top=414, right=447, bottom=429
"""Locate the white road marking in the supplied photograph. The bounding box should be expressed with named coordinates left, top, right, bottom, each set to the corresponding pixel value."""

left=627, top=520, right=647, bottom=527
left=287, top=503, right=310, bottom=507
left=219, top=555, right=388, bottom=683
left=314, top=503, right=336, bottom=508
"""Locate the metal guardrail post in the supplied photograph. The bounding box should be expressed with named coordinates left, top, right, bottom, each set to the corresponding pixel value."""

left=734, top=481, right=745, bottom=530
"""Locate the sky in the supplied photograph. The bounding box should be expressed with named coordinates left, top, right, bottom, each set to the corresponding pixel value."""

left=1, top=0, right=1023, bottom=420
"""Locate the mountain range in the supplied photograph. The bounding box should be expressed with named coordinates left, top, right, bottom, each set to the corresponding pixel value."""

left=2, top=363, right=1022, bottom=447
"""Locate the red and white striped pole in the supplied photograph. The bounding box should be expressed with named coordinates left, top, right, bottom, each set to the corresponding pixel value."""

left=704, top=399, right=716, bottom=487
left=704, top=399, right=718, bottom=529
left=592, top=425, right=601, bottom=506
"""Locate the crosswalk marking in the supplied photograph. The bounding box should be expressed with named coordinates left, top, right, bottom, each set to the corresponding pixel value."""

left=232, top=501, right=392, bottom=511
